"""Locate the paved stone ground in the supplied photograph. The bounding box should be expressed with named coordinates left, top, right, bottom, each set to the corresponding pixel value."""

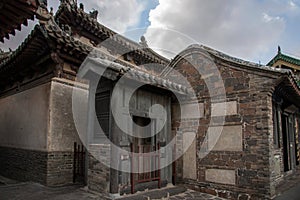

left=274, top=167, right=300, bottom=200
left=2, top=173, right=300, bottom=200
left=0, top=175, right=224, bottom=200
left=117, top=186, right=225, bottom=200
left=169, top=190, right=225, bottom=200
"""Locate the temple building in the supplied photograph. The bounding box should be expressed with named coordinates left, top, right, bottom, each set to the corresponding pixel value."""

left=0, top=1, right=300, bottom=199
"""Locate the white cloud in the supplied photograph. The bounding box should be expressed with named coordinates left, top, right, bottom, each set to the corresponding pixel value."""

left=289, top=1, right=296, bottom=8
left=144, top=0, right=287, bottom=62
left=81, top=0, right=146, bottom=33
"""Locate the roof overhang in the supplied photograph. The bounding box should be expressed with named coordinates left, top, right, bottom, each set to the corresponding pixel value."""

left=80, top=57, right=191, bottom=95
left=275, top=75, right=300, bottom=108
left=0, top=0, right=42, bottom=42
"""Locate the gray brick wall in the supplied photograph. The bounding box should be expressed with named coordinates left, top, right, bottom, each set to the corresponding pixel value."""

left=0, top=146, right=48, bottom=184
left=171, top=51, right=277, bottom=199
left=0, top=146, right=75, bottom=186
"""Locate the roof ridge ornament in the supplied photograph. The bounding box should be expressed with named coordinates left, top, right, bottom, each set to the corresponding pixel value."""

left=140, top=36, right=148, bottom=48
left=89, top=9, right=98, bottom=19
left=278, top=45, right=281, bottom=54
left=36, top=1, right=52, bottom=24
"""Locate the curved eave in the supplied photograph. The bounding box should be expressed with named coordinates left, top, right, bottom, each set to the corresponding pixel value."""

left=0, top=0, right=39, bottom=42
left=54, top=2, right=169, bottom=65
left=0, top=25, right=49, bottom=73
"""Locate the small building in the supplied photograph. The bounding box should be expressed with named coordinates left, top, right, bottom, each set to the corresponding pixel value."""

left=1, top=1, right=300, bottom=199
left=267, top=46, right=300, bottom=82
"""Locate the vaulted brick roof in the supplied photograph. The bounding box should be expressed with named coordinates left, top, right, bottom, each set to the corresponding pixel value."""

left=166, top=44, right=293, bottom=77
left=167, top=44, right=300, bottom=106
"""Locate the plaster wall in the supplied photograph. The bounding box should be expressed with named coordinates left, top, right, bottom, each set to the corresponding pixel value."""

left=0, top=83, right=50, bottom=151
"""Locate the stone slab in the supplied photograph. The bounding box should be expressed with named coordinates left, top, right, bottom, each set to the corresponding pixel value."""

left=205, top=169, right=236, bottom=185
left=207, top=125, right=243, bottom=151
left=183, top=103, right=204, bottom=119
left=183, top=132, right=197, bottom=180
left=211, top=101, right=237, bottom=117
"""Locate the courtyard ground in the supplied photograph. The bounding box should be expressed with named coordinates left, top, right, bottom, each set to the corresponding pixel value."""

left=0, top=175, right=225, bottom=200
left=1, top=175, right=300, bottom=200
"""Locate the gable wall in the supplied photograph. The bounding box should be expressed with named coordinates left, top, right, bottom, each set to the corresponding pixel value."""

left=172, top=51, right=277, bottom=199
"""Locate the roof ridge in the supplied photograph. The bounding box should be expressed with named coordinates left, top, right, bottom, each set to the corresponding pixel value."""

left=54, top=2, right=169, bottom=64
left=164, top=43, right=291, bottom=77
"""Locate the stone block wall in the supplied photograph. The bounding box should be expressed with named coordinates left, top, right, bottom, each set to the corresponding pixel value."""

left=171, top=50, right=278, bottom=199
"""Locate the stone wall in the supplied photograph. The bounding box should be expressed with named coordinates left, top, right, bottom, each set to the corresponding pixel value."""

left=172, top=50, right=278, bottom=199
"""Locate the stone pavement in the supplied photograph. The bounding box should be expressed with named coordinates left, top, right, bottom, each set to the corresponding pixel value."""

left=170, top=189, right=226, bottom=200
left=0, top=175, right=225, bottom=200
left=274, top=167, right=300, bottom=200
left=117, top=186, right=225, bottom=200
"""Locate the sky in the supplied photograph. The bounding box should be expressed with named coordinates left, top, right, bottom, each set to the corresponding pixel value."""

left=1, top=0, right=300, bottom=65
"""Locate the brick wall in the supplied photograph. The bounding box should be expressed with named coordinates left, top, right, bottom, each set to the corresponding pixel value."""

left=171, top=50, right=277, bottom=199
left=47, top=151, right=74, bottom=186
left=88, top=144, right=110, bottom=193
left=0, top=146, right=76, bottom=186
left=0, top=146, right=48, bottom=184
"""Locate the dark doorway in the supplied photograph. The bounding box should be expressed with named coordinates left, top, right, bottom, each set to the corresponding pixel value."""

left=282, top=114, right=297, bottom=172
